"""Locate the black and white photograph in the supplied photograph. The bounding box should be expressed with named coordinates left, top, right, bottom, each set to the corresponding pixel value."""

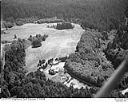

left=1, top=0, right=128, bottom=100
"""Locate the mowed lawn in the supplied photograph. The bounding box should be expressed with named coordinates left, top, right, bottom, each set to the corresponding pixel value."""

left=1, top=23, right=84, bottom=72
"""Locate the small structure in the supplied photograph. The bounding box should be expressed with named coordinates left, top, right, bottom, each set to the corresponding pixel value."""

left=1, top=28, right=6, bottom=34
left=40, top=68, right=43, bottom=72
left=52, top=58, right=60, bottom=65
left=48, top=58, right=54, bottom=65
left=121, top=88, right=128, bottom=95
left=49, top=69, right=57, bottom=75
left=14, top=34, right=17, bottom=39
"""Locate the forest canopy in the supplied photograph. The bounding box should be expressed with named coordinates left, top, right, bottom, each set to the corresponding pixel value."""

left=1, top=0, right=128, bottom=31
left=1, top=0, right=128, bottom=98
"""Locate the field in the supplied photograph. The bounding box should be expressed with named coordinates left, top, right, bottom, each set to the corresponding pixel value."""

left=1, top=23, right=84, bottom=72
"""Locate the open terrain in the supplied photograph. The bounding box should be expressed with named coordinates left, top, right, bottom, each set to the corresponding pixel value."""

left=1, top=22, right=89, bottom=90
left=1, top=23, right=84, bottom=72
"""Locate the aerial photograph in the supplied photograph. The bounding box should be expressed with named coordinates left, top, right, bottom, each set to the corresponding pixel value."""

left=1, top=0, right=128, bottom=98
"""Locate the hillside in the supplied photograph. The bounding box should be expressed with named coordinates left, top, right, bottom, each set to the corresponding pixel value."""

left=1, top=0, right=128, bottom=30
left=1, top=0, right=128, bottom=98
left=64, top=30, right=114, bottom=87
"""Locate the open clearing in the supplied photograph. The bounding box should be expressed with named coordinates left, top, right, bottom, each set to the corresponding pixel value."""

left=1, top=23, right=87, bottom=89
left=1, top=23, right=84, bottom=72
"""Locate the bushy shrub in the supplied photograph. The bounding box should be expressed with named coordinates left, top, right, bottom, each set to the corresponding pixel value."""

left=28, top=34, right=48, bottom=48
left=28, top=34, right=48, bottom=42
left=28, top=35, right=33, bottom=42
left=1, top=40, right=12, bottom=44
left=15, top=17, right=39, bottom=26
left=42, top=34, right=48, bottom=41
left=58, top=56, right=68, bottom=62
left=81, top=21, right=97, bottom=30
left=119, top=73, right=128, bottom=89
left=31, top=39, right=42, bottom=48
left=109, top=90, right=124, bottom=98
left=3, top=21, right=14, bottom=29
left=15, top=20, right=24, bottom=26
left=56, top=22, right=74, bottom=30
left=101, top=31, right=108, bottom=40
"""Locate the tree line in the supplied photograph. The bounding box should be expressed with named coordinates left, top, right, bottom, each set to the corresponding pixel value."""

left=1, top=0, right=128, bottom=31
left=1, top=39, right=97, bottom=98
